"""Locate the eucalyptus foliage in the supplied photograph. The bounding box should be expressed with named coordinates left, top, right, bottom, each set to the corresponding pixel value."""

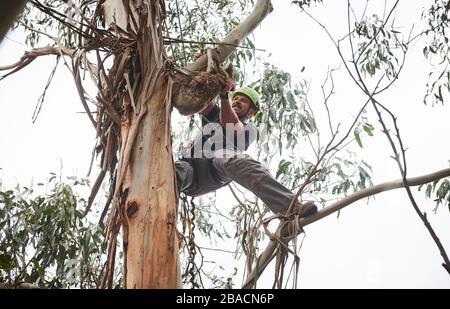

left=0, top=175, right=116, bottom=288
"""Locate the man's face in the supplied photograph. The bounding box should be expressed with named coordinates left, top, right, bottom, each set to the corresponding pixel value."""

left=232, top=95, right=256, bottom=119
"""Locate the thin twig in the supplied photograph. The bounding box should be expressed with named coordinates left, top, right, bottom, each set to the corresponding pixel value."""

left=32, top=55, right=60, bottom=123
left=344, top=1, right=450, bottom=274
left=321, top=65, right=341, bottom=136
left=163, top=36, right=266, bottom=52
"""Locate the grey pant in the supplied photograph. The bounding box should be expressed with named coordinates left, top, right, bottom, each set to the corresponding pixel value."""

left=175, top=154, right=296, bottom=214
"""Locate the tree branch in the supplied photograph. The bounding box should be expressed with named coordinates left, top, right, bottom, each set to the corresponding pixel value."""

left=243, top=167, right=450, bottom=288
left=184, top=0, right=273, bottom=73
left=0, top=46, right=73, bottom=80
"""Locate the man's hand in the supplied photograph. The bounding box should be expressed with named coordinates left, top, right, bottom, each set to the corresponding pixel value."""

left=220, top=78, right=235, bottom=99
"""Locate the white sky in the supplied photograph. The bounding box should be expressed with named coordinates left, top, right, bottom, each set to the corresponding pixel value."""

left=0, top=0, right=449, bottom=288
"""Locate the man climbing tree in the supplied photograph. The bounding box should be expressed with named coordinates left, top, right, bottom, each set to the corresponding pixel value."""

left=0, top=0, right=277, bottom=289
left=1, top=0, right=449, bottom=290
left=175, top=57, right=317, bottom=217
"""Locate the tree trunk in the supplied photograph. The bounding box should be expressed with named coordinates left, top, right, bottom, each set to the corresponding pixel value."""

left=100, top=0, right=273, bottom=289
left=102, top=0, right=180, bottom=288
left=122, top=78, right=179, bottom=288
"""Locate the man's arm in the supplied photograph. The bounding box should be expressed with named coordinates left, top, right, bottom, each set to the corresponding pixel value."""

left=219, top=79, right=245, bottom=136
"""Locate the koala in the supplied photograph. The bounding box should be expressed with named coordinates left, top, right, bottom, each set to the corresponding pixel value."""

left=172, top=48, right=233, bottom=116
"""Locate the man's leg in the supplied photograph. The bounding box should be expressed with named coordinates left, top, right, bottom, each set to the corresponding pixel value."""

left=175, top=160, right=195, bottom=194
left=212, top=154, right=316, bottom=216
left=175, top=158, right=227, bottom=197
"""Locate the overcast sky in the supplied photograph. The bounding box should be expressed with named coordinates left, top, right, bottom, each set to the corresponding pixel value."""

left=0, top=0, right=449, bottom=288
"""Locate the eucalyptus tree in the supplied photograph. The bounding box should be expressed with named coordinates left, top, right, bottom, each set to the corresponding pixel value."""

left=0, top=0, right=449, bottom=289
left=1, top=0, right=274, bottom=288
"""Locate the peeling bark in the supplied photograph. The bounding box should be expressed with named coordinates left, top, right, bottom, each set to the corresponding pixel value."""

left=101, top=0, right=179, bottom=289
left=122, top=78, right=179, bottom=288
left=99, top=0, right=274, bottom=288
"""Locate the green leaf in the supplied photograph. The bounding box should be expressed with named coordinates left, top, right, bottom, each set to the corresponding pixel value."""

left=286, top=91, right=296, bottom=109
left=354, top=129, right=363, bottom=148
left=425, top=184, right=433, bottom=198
left=363, top=123, right=375, bottom=136
left=276, top=160, right=292, bottom=179
left=0, top=254, right=14, bottom=270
